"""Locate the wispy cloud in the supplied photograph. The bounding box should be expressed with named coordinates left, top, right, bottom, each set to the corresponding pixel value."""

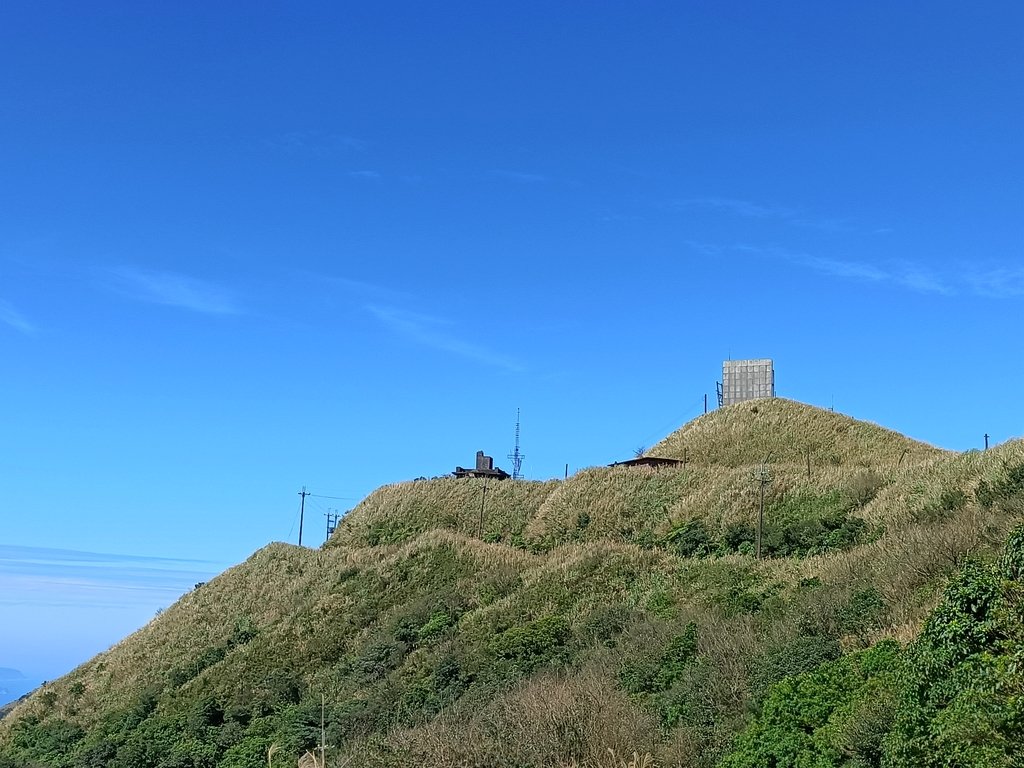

left=675, top=197, right=854, bottom=232
left=493, top=169, right=547, bottom=184
left=0, top=545, right=225, bottom=609
left=0, top=300, right=36, bottom=335
left=701, top=242, right=955, bottom=295
left=110, top=267, right=240, bottom=315
left=966, top=268, right=1024, bottom=298
left=366, top=304, right=525, bottom=373
left=265, top=130, right=367, bottom=155
left=302, top=274, right=410, bottom=305
left=348, top=170, right=381, bottom=181
left=680, top=197, right=796, bottom=219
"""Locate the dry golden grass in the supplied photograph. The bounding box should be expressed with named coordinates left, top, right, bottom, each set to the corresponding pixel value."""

left=374, top=665, right=662, bottom=768
left=330, top=477, right=560, bottom=548
left=648, top=397, right=945, bottom=468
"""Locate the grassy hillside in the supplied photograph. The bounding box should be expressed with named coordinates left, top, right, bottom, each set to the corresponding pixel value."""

left=329, top=476, right=560, bottom=549
left=3, top=401, right=1024, bottom=768
left=648, top=397, right=944, bottom=468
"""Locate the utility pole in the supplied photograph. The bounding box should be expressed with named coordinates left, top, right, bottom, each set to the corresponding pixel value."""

left=319, top=693, right=327, bottom=767
left=326, top=510, right=340, bottom=543
left=753, top=453, right=773, bottom=560
left=477, top=477, right=488, bottom=538
left=985, top=433, right=990, bottom=450
left=297, top=487, right=309, bottom=547
left=704, top=393, right=708, bottom=414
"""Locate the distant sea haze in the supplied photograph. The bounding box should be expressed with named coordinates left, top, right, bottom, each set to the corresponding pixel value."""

left=0, top=668, right=38, bottom=708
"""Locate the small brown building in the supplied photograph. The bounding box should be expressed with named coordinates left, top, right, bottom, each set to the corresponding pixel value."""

left=609, top=456, right=685, bottom=469
left=454, top=450, right=511, bottom=480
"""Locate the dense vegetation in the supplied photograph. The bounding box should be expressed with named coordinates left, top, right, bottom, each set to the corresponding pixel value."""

left=2, top=399, right=1023, bottom=767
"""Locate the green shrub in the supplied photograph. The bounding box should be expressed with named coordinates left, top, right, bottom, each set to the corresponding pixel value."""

left=840, top=587, right=885, bottom=644
left=663, top=519, right=713, bottom=558
left=759, top=490, right=870, bottom=558
left=883, top=546, right=1024, bottom=767
left=579, top=603, right=637, bottom=648
left=976, top=462, right=1024, bottom=510
left=487, top=615, right=572, bottom=675
left=748, top=635, right=843, bottom=705
left=620, top=622, right=698, bottom=695
left=720, top=641, right=901, bottom=768
left=919, top=487, right=968, bottom=522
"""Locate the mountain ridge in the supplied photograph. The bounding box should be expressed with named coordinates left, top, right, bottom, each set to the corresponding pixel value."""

left=3, top=399, right=1022, bottom=768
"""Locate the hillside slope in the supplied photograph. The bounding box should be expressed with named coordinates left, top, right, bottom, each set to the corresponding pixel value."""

left=648, top=397, right=944, bottom=467
left=2, top=401, right=1023, bottom=768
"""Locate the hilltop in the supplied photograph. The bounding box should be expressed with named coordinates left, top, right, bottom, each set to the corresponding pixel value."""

left=3, top=400, right=1024, bottom=768
left=647, top=397, right=943, bottom=467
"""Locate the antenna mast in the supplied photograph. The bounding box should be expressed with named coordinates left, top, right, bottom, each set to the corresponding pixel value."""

left=508, top=408, right=525, bottom=480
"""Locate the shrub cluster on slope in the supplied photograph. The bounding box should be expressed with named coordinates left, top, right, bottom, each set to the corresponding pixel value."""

left=720, top=524, right=1024, bottom=767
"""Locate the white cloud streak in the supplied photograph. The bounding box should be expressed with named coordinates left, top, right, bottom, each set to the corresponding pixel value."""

left=0, top=300, right=36, bottom=335
left=366, top=304, right=525, bottom=373
left=675, top=197, right=854, bottom=232
left=110, top=267, right=240, bottom=315
left=0, top=545, right=225, bottom=608
left=966, top=268, right=1024, bottom=298
left=708, top=243, right=955, bottom=295
left=493, top=170, right=548, bottom=183
left=265, top=131, right=367, bottom=155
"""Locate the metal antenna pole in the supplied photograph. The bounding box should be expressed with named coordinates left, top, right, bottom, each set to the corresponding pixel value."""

left=508, top=408, right=525, bottom=480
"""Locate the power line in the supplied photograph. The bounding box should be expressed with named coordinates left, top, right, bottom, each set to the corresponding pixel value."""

left=307, top=497, right=331, bottom=515
left=308, top=493, right=360, bottom=501
left=636, top=396, right=707, bottom=448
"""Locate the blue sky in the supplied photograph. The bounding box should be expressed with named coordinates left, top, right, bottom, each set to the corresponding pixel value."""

left=1, top=2, right=1022, bottom=684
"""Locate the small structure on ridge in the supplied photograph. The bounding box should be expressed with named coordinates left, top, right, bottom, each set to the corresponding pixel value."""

left=454, top=451, right=511, bottom=480
left=609, top=456, right=685, bottom=469
left=719, top=358, right=775, bottom=406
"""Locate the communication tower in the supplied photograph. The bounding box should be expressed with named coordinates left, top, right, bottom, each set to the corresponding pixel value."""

left=721, top=359, right=775, bottom=405
left=507, top=408, right=525, bottom=480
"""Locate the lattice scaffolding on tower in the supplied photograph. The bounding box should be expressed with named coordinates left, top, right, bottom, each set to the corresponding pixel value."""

left=507, top=408, right=525, bottom=480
